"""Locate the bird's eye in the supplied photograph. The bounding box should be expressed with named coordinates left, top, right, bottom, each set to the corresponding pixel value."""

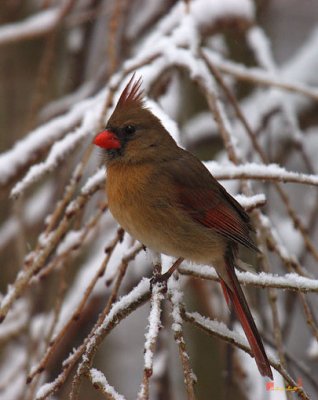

left=123, top=125, right=136, bottom=135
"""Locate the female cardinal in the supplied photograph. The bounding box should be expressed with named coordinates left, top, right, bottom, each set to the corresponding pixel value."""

left=93, top=76, right=272, bottom=379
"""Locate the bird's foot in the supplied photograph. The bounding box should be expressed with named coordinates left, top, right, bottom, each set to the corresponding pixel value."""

left=150, top=272, right=169, bottom=293
left=149, top=258, right=184, bottom=293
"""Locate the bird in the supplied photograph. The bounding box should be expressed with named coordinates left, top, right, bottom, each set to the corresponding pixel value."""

left=93, top=75, right=273, bottom=379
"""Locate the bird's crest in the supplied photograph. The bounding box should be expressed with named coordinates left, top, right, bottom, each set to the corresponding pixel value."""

left=117, top=73, right=144, bottom=109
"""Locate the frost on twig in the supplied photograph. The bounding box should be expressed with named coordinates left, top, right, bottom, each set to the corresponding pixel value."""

left=168, top=276, right=197, bottom=399
left=1, top=1, right=318, bottom=399
left=88, top=368, right=126, bottom=400
left=183, top=311, right=311, bottom=400
left=138, top=282, right=165, bottom=400
left=0, top=9, right=59, bottom=46
left=180, top=264, right=318, bottom=292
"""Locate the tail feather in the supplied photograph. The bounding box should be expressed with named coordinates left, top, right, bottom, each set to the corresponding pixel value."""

left=220, top=262, right=273, bottom=379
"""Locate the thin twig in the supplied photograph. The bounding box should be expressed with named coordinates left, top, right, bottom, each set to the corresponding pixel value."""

left=183, top=311, right=311, bottom=400
left=168, top=276, right=196, bottom=400
left=0, top=172, right=105, bottom=323
left=137, top=282, right=165, bottom=400
left=202, top=49, right=318, bottom=102
left=27, top=228, right=123, bottom=384
left=179, top=264, right=318, bottom=293
left=69, top=243, right=143, bottom=399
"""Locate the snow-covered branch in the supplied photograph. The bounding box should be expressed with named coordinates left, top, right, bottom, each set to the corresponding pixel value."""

left=1, top=1, right=318, bottom=399
left=138, top=283, right=164, bottom=399
left=203, top=49, right=318, bottom=102
left=88, top=368, right=126, bottom=400
left=180, top=264, right=318, bottom=292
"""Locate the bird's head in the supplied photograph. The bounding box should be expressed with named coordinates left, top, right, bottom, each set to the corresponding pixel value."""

left=93, top=75, right=177, bottom=164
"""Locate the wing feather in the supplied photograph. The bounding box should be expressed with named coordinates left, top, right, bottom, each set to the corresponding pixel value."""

left=167, top=151, right=258, bottom=251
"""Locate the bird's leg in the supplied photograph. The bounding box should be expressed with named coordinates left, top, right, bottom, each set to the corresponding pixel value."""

left=147, top=249, right=162, bottom=275
left=150, top=257, right=184, bottom=292
left=160, top=257, right=184, bottom=281
left=152, top=259, right=162, bottom=277
left=147, top=250, right=163, bottom=291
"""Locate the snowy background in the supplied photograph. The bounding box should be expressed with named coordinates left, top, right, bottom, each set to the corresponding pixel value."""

left=0, top=0, right=318, bottom=399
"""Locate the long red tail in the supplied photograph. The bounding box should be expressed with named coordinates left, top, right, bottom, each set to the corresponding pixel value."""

left=220, top=261, right=273, bottom=379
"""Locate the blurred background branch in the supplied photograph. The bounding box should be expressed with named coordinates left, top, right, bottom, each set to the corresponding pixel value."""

left=0, top=0, right=318, bottom=399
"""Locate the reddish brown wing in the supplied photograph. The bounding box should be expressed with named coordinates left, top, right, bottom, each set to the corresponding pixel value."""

left=167, top=151, right=257, bottom=251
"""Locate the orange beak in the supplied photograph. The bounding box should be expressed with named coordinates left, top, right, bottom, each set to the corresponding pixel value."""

left=93, top=130, right=121, bottom=149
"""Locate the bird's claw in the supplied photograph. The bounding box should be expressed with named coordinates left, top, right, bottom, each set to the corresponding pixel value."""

left=150, top=272, right=170, bottom=293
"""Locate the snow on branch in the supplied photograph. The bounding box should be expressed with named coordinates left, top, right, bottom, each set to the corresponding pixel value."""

left=0, top=0, right=75, bottom=46
left=80, top=270, right=146, bottom=348
left=0, top=9, right=59, bottom=46
left=283, top=27, right=318, bottom=93
left=168, top=276, right=197, bottom=396
left=2, top=1, right=318, bottom=399
left=186, top=310, right=250, bottom=349
left=0, top=168, right=107, bottom=324
left=87, top=278, right=150, bottom=350
left=138, top=0, right=253, bottom=52
left=88, top=368, right=126, bottom=400
left=180, top=264, right=318, bottom=293
left=234, top=193, right=266, bottom=210
left=203, top=49, right=318, bottom=101
left=183, top=311, right=310, bottom=400
left=82, top=167, right=107, bottom=195
left=0, top=299, right=29, bottom=343
left=0, top=96, right=93, bottom=188
left=10, top=93, right=106, bottom=198
left=206, top=161, right=318, bottom=186
left=138, top=283, right=164, bottom=399
left=143, top=285, right=164, bottom=371
left=0, top=182, right=53, bottom=251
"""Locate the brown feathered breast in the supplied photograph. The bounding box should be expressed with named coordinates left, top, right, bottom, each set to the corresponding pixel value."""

left=106, top=149, right=256, bottom=266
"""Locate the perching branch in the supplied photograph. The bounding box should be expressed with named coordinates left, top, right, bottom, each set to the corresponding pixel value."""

left=1, top=1, right=318, bottom=400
